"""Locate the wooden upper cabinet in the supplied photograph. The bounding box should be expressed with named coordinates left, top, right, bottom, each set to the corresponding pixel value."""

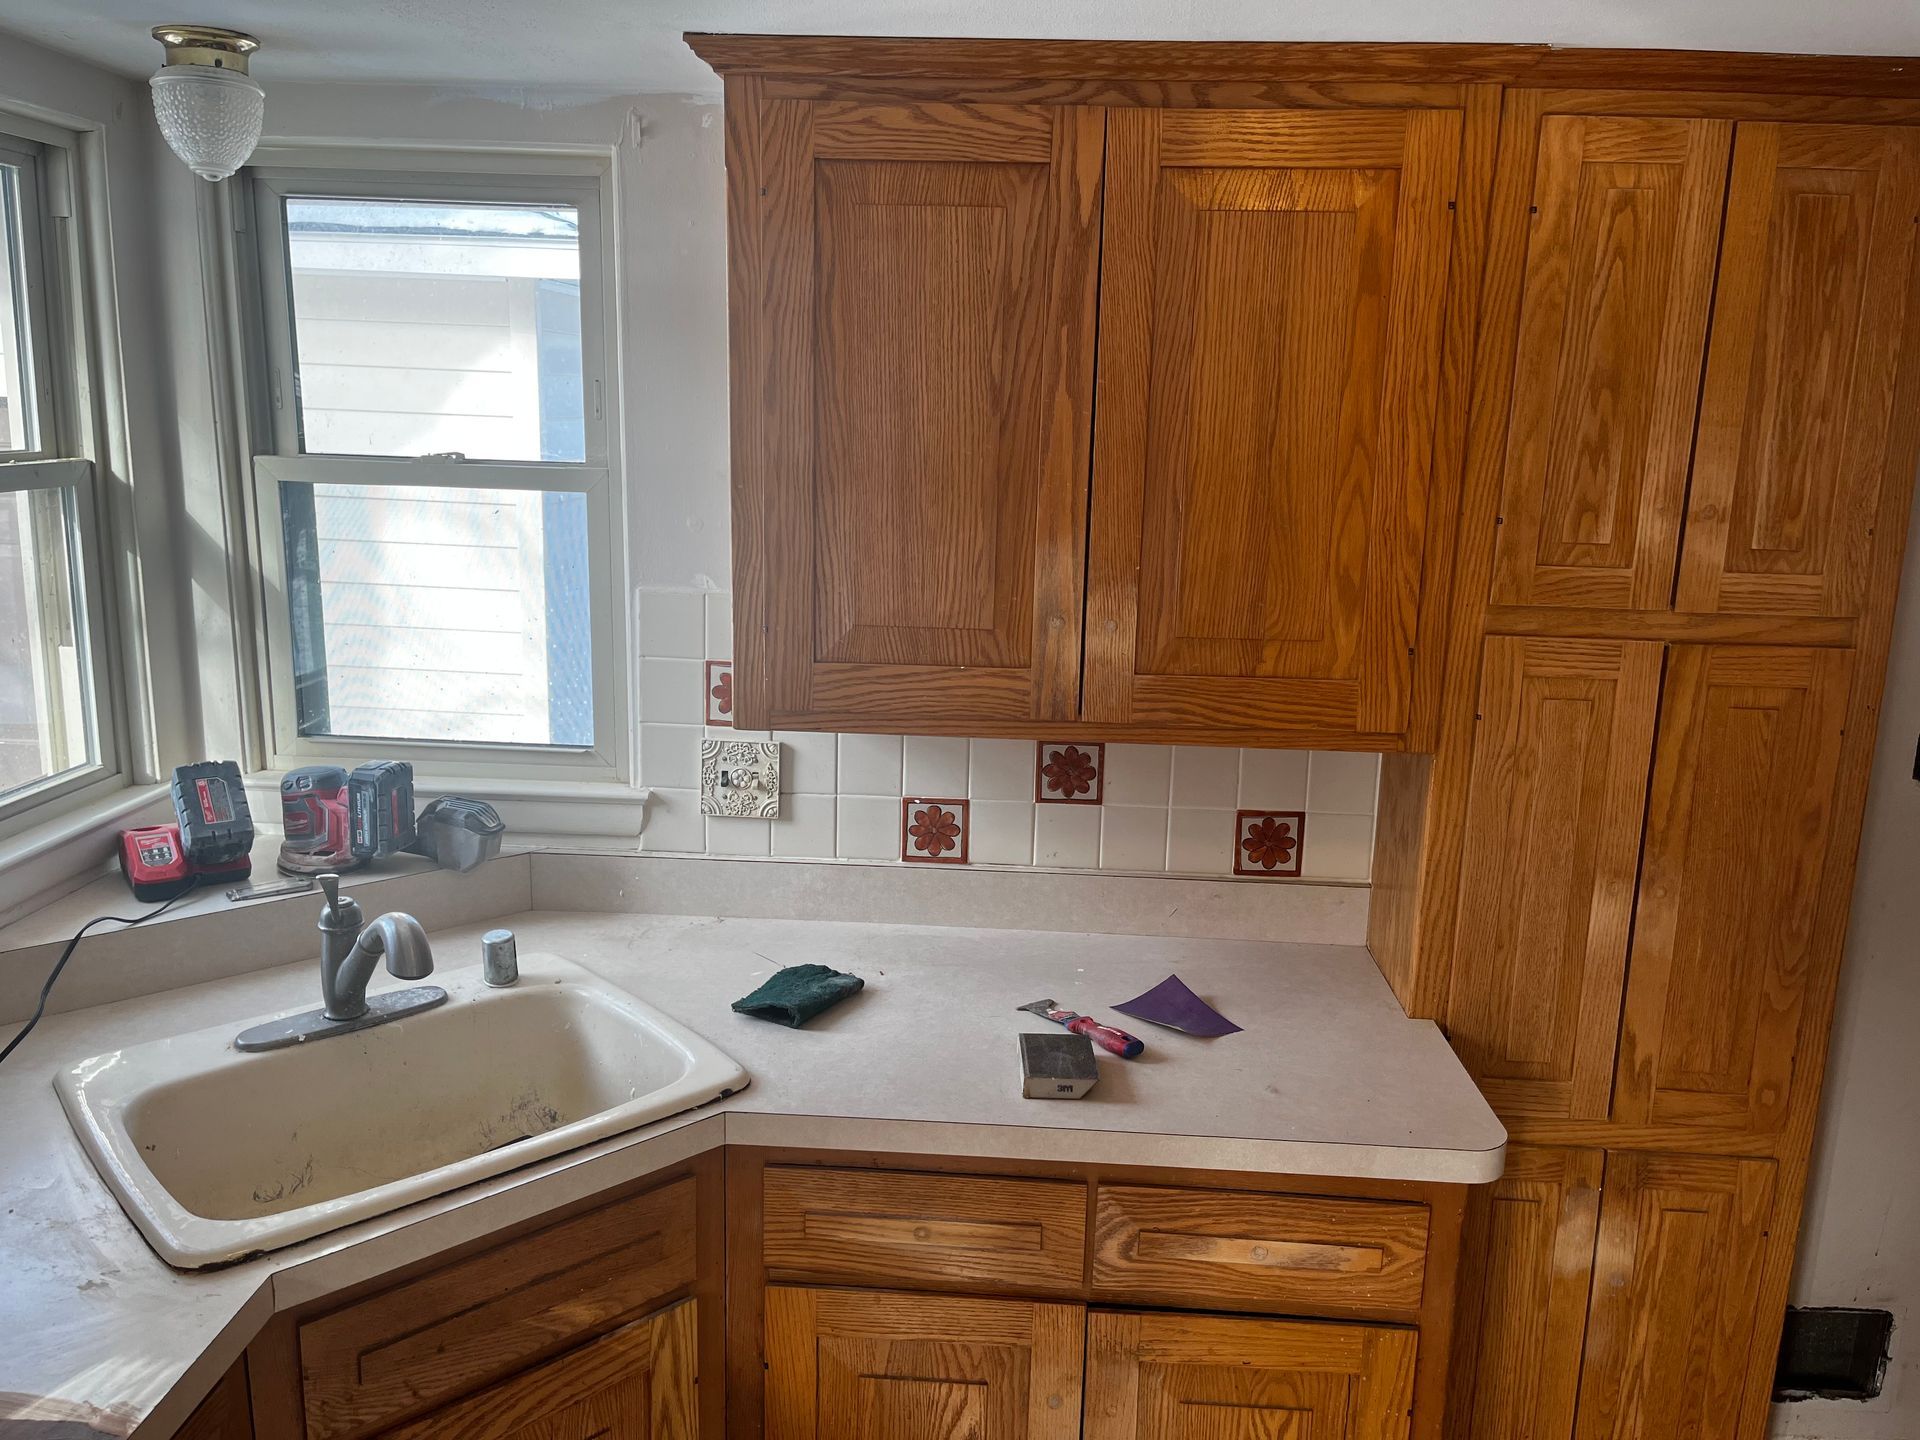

left=1615, top=645, right=1854, bottom=1133
left=730, top=95, right=1103, bottom=730
left=1575, top=1154, right=1776, bottom=1440
left=1489, top=114, right=1730, bottom=611
left=1446, top=637, right=1662, bottom=1120
left=1087, top=1310, right=1418, bottom=1440
left=1084, top=107, right=1463, bottom=742
left=1676, top=123, right=1920, bottom=618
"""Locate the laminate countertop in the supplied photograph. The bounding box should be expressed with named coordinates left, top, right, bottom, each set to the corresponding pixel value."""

left=0, top=907, right=1503, bottom=1437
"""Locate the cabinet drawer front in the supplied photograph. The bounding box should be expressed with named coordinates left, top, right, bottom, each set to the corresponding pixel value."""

left=763, top=1166, right=1088, bottom=1293
left=1093, top=1185, right=1429, bottom=1312
left=300, top=1178, right=696, bottom=1440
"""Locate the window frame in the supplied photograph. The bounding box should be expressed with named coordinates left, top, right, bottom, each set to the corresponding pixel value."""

left=244, top=156, right=630, bottom=787
left=0, top=119, right=125, bottom=835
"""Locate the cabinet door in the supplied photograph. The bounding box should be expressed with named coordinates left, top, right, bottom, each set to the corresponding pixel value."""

left=1445, top=1147, right=1603, bottom=1440
left=1575, top=1154, right=1776, bottom=1440
left=1615, top=645, right=1853, bottom=1132
left=1084, top=107, right=1462, bottom=741
left=1446, top=637, right=1663, bottom=1119
left=737, top=98, right=1102, bottom=730
left=178, top=1361, right=252, bottom=1440
left=1676, top=123, right=1920, bottom=617
left=1489, top=115, right=1729, bottom=610
left=1087, top=1310, right=1418, bottom=1440
left=382, top=1301, right=696, bottom=1440
left=764, top=1286, right=1082, bottom=1440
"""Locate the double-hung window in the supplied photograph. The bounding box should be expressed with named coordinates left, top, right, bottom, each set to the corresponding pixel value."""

left=0, top=123, right=117, bottom=832
left=249, top=159, right=625, bottom=785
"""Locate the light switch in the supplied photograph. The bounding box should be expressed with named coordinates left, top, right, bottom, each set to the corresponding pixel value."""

left=701, top=739, right=781, bottom=818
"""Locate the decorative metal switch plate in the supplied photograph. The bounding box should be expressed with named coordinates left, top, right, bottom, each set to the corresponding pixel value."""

left=700, top=739, right=780, bottom=818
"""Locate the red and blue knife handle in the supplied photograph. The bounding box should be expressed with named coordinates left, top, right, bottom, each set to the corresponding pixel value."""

left=1066, top=1014, right=1145, bottom=1058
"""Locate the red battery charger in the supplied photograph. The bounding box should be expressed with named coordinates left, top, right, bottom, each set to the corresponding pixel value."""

left=117, top=760, right=256, bottom=900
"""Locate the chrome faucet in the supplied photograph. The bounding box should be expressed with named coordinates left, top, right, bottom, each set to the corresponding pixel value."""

left=236, top=874, right=448, bottom=1052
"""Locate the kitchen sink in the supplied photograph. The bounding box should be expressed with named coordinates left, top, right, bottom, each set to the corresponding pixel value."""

left=55, top=954, right=748, bottom=1268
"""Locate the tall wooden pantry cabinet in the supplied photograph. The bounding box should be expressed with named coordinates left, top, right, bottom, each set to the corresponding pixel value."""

left=694, top=35, right=1920, bottom=1440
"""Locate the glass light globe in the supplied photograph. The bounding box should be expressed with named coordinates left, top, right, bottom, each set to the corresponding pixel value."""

left=149, top=64, right=264, bottom=182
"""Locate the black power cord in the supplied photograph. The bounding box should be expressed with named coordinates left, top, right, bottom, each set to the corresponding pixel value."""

left=0, top=878, right=201, bottom=1066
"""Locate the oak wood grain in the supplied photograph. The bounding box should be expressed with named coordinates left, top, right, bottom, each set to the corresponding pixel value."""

left=1093, top=1184, right=1430, bottom=1313
left=1083, top=103, right=1463, bottom=739
left=1614, top=645, right=1854, bottom=1134
left=684, top=36, right=1920, bottom=100
left=1489, top=114, right=1729, bottom=610
left=763, top=1286, right=1083, bottom=1440
left=1086, top=1309, right=1419, bottom=1440
left=1575, top=1154, right=1777, bottom=1440
left=762, top=1165, right=1088, bottom=1294
left=1444, top=1147, right=1602, bottom=1440
left=298, top=1179, right=695, bottom=1440
left=177, top=1359, right=252, bottom=1440
left=1677, top=123, right=1920, bottom=618
left=1446, top=636, right=1662, bottom=1121
left=379, top=1303, right=696, bottom=1440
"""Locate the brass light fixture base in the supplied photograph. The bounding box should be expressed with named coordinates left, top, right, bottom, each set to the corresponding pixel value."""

left=151, top=24, right=260, bottom=73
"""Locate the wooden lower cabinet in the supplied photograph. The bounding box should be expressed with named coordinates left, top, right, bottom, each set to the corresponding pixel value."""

left=1447, top=1147, right=1778, bottom=1440
left=383, top=1302, right=697, bottom=1440
left=1087, top=1311, right=1419, bottom=1440
left=763, top=1286, right=1084, bottom=1440
left=178, top=1361, right=253, bottom=1440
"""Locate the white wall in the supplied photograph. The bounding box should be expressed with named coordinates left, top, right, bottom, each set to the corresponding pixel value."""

left=1775, top=488, right=1920, bottom=1439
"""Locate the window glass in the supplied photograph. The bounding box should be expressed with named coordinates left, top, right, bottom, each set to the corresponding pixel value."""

left=0, top=487, right=95, bottom=796
left=281, top=482, right=592, bottom=746
left=282, top=198, right=584, bottom=461
left=0, top=160, right=39, bottom=453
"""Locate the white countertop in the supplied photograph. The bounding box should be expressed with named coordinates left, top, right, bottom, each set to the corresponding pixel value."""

left=0, top=906, right=1502, bottom=1436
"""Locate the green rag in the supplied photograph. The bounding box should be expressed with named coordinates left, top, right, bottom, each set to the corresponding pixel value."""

left=731, top=964, right=865, bottom=1027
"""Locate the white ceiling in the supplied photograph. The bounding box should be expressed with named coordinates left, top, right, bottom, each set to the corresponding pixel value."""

left=3, top=0, right=1918, bottom=98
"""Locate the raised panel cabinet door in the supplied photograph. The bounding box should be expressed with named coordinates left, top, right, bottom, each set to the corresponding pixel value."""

left=1446, top=637, right=1663, bottom=1120
left=1615, top=644, right=1854, bottom=1133
left=1488, top=115, right=1730, bottom=610
left=381, top=1302, right=697, bottom=1440
left=1084, top=106, right=1463, bottom=741
left=1575, top=1154, right=1777, bottom=1440
left=1444, top=1147, right=1603, bottom=1440
left=1086, top=1309, right=1418, bottom=1440
left=764, top=1286, right=1083, bottom=1440
left=1676, top=123, right=1920, bottom=618
left=733, top=96, right=1103, bottom=730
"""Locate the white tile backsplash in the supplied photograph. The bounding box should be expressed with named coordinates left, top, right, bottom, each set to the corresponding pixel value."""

left=836, top=795, right=900, bottom=859
left=904, top=736, right=969, bottom=797
left=1171, top=745, right=1240, bottom=809
left=1034, top=804, right=1101, bottom=869
left=1308, top=750, right=1382, bottom=814
left=771, top=794, right=836, bottom=857
left=1101, top=806, right=1170, bottom=871
left=838, top=733, right=903, bottom=795
left=970, top=800, right=1036, bottom=865
left=635, top=588, right=1378, bottom=883
left=1240, top=748, right=1310, bottom=809
left=1103, top=743, right=1172, bottom=806
left=969, top=738, right=1035, bottom=800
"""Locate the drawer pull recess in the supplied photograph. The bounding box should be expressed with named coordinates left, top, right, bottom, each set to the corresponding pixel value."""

left=1135, top=1230, right=1389, bottom=1274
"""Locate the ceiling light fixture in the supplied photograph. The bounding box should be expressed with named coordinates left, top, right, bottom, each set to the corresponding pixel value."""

left=149, top=24, right=264, bottom=183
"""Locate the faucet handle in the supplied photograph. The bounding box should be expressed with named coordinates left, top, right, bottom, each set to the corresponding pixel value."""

left=318, top=872, right=341, bottom=914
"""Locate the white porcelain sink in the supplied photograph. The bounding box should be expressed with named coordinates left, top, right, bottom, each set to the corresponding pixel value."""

left=55, top=954, right=748, bottom=1268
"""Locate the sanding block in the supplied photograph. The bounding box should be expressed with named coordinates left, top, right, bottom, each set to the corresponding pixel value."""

left=1019, top=1031, right=1099, bottom=1099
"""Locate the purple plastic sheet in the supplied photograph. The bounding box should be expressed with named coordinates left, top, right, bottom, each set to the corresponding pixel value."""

left=1112, top=973, right=1243, bottom=1037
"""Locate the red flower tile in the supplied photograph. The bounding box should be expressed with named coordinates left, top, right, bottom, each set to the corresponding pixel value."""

left=901, top=797, right=969, bottom=865
left=1035, top=741, right=1104, bottom=804
left=1234, top=809, right=1304, bottom=878
left=705, top=660, right=733, bottom=727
